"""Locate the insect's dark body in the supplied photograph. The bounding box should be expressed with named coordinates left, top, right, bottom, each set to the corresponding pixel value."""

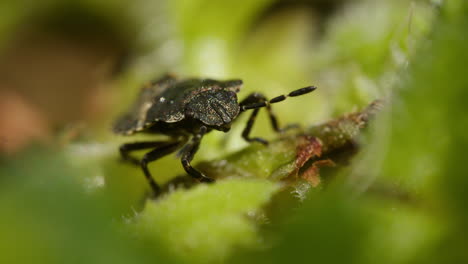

left=144, top=119, right=207, bottom=136
left=114, top=74, right=316, bottom=197
left=114, top=76, right=241, bottom=136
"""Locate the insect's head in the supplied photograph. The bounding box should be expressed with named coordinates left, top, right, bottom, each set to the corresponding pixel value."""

left=185, top=87, right=240, bottom=132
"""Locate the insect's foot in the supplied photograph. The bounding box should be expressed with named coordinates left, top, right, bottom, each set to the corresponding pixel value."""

left=200, top=176, right=215, bottom=183
left=147, top=189, right=162, bottom=200
left=251, top=137, right=269, bottom=146
left=278, top=123, right=301, bottom=133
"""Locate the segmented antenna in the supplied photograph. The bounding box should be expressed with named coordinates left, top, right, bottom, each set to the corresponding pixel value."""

left=240, top=86, right=317, bottom=111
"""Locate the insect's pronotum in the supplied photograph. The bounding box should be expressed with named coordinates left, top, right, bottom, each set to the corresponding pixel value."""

left=113, top=74, right=316, bottom=197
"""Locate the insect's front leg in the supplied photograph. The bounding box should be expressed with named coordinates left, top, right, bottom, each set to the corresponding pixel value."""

left=180, top=126, right=215, bottom=183
left=239, top=93, right=280, bottom=145
left=239, top=87, right=316, bottom=145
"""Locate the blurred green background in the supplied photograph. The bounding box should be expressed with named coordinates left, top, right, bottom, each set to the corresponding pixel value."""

left=1, top=0, right=468, bottom=263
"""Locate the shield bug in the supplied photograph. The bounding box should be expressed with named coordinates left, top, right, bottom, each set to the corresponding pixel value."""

left=113, top=74, right=316, bottom=197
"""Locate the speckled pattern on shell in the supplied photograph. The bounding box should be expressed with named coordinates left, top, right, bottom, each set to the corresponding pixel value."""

left=113, top=75, right=242, bottom=135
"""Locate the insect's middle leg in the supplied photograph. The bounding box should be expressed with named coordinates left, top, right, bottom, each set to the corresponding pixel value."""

left=140, top=141, right=183, bottom=196
left=119, top=141, right=172, bottom=165
left=180, top=126, right=214, bottom=183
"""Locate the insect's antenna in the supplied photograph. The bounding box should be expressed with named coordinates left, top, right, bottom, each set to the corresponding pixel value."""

left=240, top=86, right=317, bottom=111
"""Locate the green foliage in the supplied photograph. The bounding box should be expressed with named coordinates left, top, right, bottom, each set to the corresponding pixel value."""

left=1, top=0, right=468, bottom=263
left=0, top=148, right=168, bottom=264
left=136, top=179, right=279, bottom=263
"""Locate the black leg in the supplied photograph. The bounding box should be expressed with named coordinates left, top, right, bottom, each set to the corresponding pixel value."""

left=239, top=93, right=281, bottom=145
left=180, top=126, right=214, bottom=183
left=119, top=141, right=173, bottom=165
left=239, top=87, right=317, bottom=145
left=241, top=108, right=269, bottom=145
left=140, top=141, right=182, bottom=196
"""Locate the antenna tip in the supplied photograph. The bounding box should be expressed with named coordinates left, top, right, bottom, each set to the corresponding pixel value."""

left=289, top=86, right=317, bottom=97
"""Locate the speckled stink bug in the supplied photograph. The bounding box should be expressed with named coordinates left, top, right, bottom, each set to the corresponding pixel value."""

left=113, top=74, right=316, bottom=197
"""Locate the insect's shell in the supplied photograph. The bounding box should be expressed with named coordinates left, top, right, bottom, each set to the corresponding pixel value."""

left=113, top=74, right=242, bottom=135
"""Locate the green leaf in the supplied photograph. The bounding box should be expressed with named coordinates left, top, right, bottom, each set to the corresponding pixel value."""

left=135, top=178, right=280, bottom=263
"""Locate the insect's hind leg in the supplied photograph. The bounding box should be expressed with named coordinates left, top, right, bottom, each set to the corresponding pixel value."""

left=140, top=141, right=183, bottom=197
left=180, top=126, right=214, bottom=183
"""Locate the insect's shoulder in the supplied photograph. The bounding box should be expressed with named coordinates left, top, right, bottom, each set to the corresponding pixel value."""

left=144, top=78, right=218, bottom=123
left=112, top=74, right=177, bottom=135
